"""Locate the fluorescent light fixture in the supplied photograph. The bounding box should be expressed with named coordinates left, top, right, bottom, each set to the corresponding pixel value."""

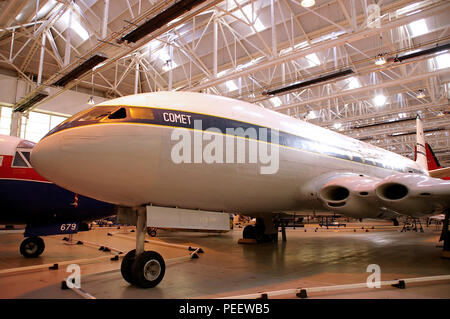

left=270, top=97, right=282, bottom=107
left=333, top=122, right=342, bottom=129
left=435, top=53, right=450, bottom=69
left=225, top=80, right=238, bottom=92
left=375, top=54, right=386, bottom=65
left=305, top=53, right=320, bottom=66
left=408, top=19, right=428, bottom=37
left=301, top=0, right=315, bottom=8
left=373, top=94, right=387, bottom=106
left=87, top=96, right=95, bottom=105
left=397, top=2, right=423, bottom=16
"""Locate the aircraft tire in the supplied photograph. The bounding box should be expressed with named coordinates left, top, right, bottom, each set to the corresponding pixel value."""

left=147, top=228, right=157, bottom=237
left=121, top=249, right=137, bottom=285
left=243, top=225, right=255, bottom=239
left=20, top=237, right=45, bottom=258
left=131, top=251, right=165, bottom=288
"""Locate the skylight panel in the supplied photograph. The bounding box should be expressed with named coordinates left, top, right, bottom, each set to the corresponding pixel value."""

left=60, top=5, right=90, bottom=41
left=305, top=53, right=320, bottom=66
left=435, top=53, right=450, bottom=69
left=408, top=19, right=428, bottom=37
left=225, top=80, right=238, bottom=92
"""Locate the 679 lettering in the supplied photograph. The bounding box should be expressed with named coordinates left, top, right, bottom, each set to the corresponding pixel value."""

left=60, top=223, right=77, bottom=232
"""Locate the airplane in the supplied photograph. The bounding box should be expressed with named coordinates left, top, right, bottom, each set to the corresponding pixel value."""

left=0, top=135, right=115, bottom=258
left=415, top=142, right=450, bottom=180
left=30, top=91, right=450, bottom=288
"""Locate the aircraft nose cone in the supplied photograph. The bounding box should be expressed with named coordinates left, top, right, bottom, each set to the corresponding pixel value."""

left=31, top=134, right=66, bottom=185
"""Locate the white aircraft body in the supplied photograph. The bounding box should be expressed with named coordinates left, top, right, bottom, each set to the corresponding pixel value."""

left=30, top=91, right=450, bottom=288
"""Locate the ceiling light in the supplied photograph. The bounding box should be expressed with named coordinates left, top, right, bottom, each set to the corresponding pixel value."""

left=301, top=0, right=315, bottom=8
left=373, top=94, right=387, bottom=106
left=333, top=122, right=342, bottom=129
left=416, top=89, right=425, bottom=99
left=375, top=54, right=386, bottom=65
left=270, top=97, right=282, bottom=107
left=87, top=96, right=95, bottom=105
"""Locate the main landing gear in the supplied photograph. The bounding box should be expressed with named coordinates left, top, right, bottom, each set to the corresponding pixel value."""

left=242, top=216, right=278, bottom=243
left=20, top=236, right=45, bottom=258
left=120, top=207, right=166, bottom=288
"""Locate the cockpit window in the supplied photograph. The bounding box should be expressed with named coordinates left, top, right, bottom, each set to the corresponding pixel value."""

left=21, top=151, right=31, bottom=163
left=12, top=151, right=31, bottom=168
left=77, top=106, right=119, bottom=122
left=129, top=107, right=155, bottom=120
left=108, top=107, right=127, bottom=119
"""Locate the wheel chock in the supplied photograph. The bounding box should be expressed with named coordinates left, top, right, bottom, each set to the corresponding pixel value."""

left=110, top=255, right=119, bottom=261
left=98, top=246, right=104, bottom=251
left=76, top=241, right=83, bottom=245
left=197, top=248, right=204, bottom=254
left=257, top=293, right=268, bottom=299
left=49, top=263, right=59, bottom=270
left=107, top=233, right=113, bottom=236
left=62, top=237, right=69, bottom=241
left=130, top=229, right=135, bottom=233
left=61, top=281, right=69, bottom=290
left=188, top=246, right=196, bottom=251
left=191, top=253, right=199, bottom=259
left=392, top=280, right=406, bottom=289
left=103, top=247, right=111, bottom=252
left=296, top=289, right=308, bottom=298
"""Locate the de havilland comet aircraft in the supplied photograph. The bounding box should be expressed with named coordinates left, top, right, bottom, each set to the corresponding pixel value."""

left=31, top=91, right=450, bottom=288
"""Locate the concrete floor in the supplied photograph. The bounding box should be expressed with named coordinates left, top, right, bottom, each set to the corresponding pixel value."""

left=0, top=224, right=449, bottom=299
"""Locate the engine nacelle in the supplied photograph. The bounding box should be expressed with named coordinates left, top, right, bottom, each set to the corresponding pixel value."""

left=319, top=175, right=395, bottom=219
left=375, top=174, right=450, bottom=217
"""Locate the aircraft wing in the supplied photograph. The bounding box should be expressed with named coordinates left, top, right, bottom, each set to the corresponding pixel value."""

left=429, top=167, right=450, bottom=179
left=316, top=172, right=450, bottom=219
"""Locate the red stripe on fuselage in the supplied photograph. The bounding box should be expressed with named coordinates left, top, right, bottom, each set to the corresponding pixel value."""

left=0, top=155, right=49, bottom=182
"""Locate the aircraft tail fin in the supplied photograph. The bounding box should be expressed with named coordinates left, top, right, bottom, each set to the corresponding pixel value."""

left=425, top=143, right=442, bottom=170
left=415, top=115, right=428, bottom=172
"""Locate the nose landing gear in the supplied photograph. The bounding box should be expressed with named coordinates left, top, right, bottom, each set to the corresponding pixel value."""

left=120, top=207, right=166, bottom=288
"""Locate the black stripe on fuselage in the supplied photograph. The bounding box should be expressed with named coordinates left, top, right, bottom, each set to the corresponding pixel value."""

left=45, top=107, right=424, bottom=175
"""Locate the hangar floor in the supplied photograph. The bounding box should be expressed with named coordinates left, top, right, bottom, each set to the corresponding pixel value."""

left=0, top=223, right=449, bottom=299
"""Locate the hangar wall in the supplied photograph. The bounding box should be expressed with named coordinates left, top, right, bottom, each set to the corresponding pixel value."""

left=0, top=73, right=107, bottom=142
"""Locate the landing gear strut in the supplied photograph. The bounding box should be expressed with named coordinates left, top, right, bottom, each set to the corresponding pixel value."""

left=20, top=236, right=45, bottom=258
left=440, top=210, right=450, bottom=259
left=120, top=207, right=165, bottom=288
left=242, top=216, right=278, bottom=243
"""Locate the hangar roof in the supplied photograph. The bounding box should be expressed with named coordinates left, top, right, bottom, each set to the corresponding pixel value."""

left=0, top=0, right=448, bottom=165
